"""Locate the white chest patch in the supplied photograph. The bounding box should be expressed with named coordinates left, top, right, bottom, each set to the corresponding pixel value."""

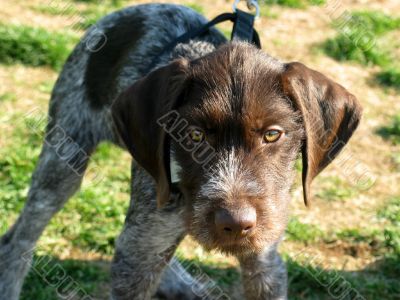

left=170, top=154, right=182, bottom=184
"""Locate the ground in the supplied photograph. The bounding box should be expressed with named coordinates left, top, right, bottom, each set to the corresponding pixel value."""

left=0, top=0, right=399, bottom=299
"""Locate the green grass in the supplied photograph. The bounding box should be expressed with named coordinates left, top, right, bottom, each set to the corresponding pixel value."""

left=322, top=33, right=391, bottom=66
left=176, top=255, right=240, bottom=288
left=185, top=3, right=205, bottom=14
left=31, top=1, right=125, bottom=30
left=73, top=0, right=125, bottom=4
left=287, top=254, right=400, bottom=300
left=328, top=197, right=400, bottom=259
left=347, top=11, right=400, bottom=35
left=32, top=3, right=79, bottom=16
left=285, top=204, right=400, bottom=299
left=376, top=114, right=400, bottom=145
left=216, top=27, right=232, bottom=40
left=0, top=92, right=17, bottom=102
left=38, top=80, right=55, bottom=94
left=378, top=197, right=400, bottom=256
left=77, top=2, right=126, bottom=29
left=287, top=200, right=400, bottom=299
left=315, top=176, right=359, bottom=202
left=0, top=24, right=78, bottom=70
left=391, top=152, right=400, bottom=171
left=0, top=114, right=43, bottom=234
left=287, top=256, right=363, bottom=300
left=264, top=0, right=325, bottom=8
left=331, top=228, right=386, bottom=258
left=78, top=6, right=111, bottom=29
left=20, top=251, right=400, bottom=300
left=0, top=90, right=128, bottom=297
left=21, top=255, right=109, bottom=300
left=286, top=218, right=324, bottom=243
left=376, top=68, right=400, bottom=90
left=42, top=142, right=130, bottom=255
left=322, top=10, right=400, bottom=92
left=322, top=11, right=400, bottom=67
left=76, top=0, right=201, bottom=29
left=259, top=4, right=279, bottom=19
left=0, top=109, right=130, bottom=253
left=378, top=197, right=400, bottom=225
left=287, top=198, right=400, bottom=258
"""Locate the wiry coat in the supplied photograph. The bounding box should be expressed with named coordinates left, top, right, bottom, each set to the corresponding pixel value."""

left=0, top=4, right=362, bottom=300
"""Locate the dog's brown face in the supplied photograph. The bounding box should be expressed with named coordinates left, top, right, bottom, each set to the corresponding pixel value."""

left=172, top=49, right=304, bottom=256
left=112, top=42, right=362, bottom=257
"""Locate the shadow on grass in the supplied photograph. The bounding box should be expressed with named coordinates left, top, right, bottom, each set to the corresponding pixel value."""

left=287, top=255, right=400, bottom=300
left=376, top=114, right=400, bottom=145
left=375, top=69, right=400, bottom=91
left=20, top=253, right=400, bottom=300
left=21, top=255, right=109, bottom=300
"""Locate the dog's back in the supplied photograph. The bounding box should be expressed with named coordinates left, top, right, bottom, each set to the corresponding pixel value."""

left=57, top=4, right=226, bottom=110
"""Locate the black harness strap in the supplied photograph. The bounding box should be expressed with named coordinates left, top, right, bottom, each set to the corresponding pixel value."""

left=149, top=10, right=261, bottom=71
left=163, top=13, right=236, bottom=54
left=232, top=9, right=257, bottom=43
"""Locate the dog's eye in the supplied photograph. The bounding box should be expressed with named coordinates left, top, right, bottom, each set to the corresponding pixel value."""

left=263, top=129, right=282, bottom=143
left=189, top=128, right=205, bottom=143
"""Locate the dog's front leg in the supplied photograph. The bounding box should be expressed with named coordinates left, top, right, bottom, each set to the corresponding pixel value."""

left=111, top=166, right=200, bottom=300
left=239, top=245, right=288, bottom=300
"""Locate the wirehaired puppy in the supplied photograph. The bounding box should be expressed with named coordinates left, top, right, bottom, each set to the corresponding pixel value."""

left=0, top=3, right=362, bottom=300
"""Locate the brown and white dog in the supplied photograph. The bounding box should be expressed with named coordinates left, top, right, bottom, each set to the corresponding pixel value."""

left=0, top=3, right=362, bottom=300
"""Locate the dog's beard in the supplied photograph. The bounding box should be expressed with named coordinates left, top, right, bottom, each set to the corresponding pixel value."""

left=185, top=201, right=285, bottom=257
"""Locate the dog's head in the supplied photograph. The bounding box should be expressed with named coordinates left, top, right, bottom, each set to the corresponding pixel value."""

left=112, top=42, right=362, bottom=257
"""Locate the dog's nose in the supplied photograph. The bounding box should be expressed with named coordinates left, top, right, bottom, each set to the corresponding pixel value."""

left=215, top=207, right=257, bottom=236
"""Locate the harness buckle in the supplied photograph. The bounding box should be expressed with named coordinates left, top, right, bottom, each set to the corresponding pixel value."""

left=233, top=0, right=260, bottom=19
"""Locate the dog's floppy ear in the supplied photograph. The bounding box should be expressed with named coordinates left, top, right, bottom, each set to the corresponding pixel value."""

left=112, top=59, right=189, bottom=208
left=281, top=62, right=362, bottom=206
